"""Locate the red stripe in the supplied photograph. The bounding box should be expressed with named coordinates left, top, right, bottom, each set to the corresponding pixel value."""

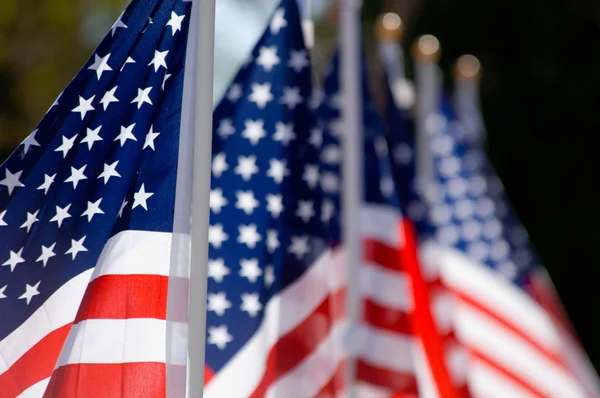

left=363, top=298, right=412, bottom=335
left=315, top=359, right=346, bottom=397
left=44, top=362, right=165, bottom=398
left=204, top=365, right=215, bottom=386
left=75, top=275, right=168, bottom=322
left=364, top=239, right=400, bottom=272
left=248, top=288, right=346, bottom=398
left=0, top=324, right=72, bottom=398
left=398, top=220, right=463, bottom=398
left=356, top=360, right=418, bottom=394
left=455, top=290, right=569, bottom=371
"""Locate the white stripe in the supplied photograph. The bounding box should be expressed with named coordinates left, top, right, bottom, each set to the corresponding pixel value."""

left=436, top=246, right=561, bottom=351
left=356, top=324, right=415, bottom=373
left=411, top=339, right=440, bottom=398
left=360, top=204, right=403, bottom=248
left=92, top=230, right=172, bottom=279
left=0, top=269, right=93, bottom=374
left=468, top=360, right=537, bottom=398
left=354, top=382, right=395, bottom=398
left=266, top=321, right=347, bottom=398
left=17, top=377, right=50, bottom=398
left=205, top=248, right=344, bottom=397
left=454, top=304, right=586, bottom=398
left=56, top=318, right=168, bottom=366
left=361, top=264, right=413, bottom=311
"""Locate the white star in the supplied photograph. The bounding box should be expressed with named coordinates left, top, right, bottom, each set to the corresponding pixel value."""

left=162, top=73, right=172, bottom=91
left=322, top=199, right=335, bottom=223
left=256, top=46, right=280, bottom=72
left=321, top=172, right=340, bottom=194
left=36, top=243, right=56, bottom=267
left=309, top=127, right=323, bottom=147
left=309, top=88, right=325, bottom=110
left=234, top=155, right=259, bottom=181
left=208, top=325, right=233, bottom=350
left=235, top=190, right=259, bottom=215
left=208, top=258, right=230, bottom=282
left=54, top=134, right=77, bottom=158
left=22, top=130, right=41, bottom=155
left=49, top=93, right=61, bottom=111
left=0, top=210, right=7, bottom=227
left=241, top=293, right=263, bottom=318
left=167, top=11, right=185, bottom=35
left=266, top=229, right=280, bottom=253
left=50, top=204, right=72, bottom=227
left=143, top=125, right=160, bottom=150
left=226, top=84, right=243, bottom=102
left=296, top=200, right=315, bottom=223
left=212, top=153, right=229, bottom=178
left=142, top=17, right=153, bottom=33
left=303, top=164, right=319, bottom=189
left=288, top=235, right=310, bottom=259
left=270, top=8, right=287, bottom=34
left=239, top=258, right=262, bottom=283
left=118, top=200, right=128, bottom=218
left=148, top=50, right=168, bottom=72
left=120, top=56, right=136, bottom=71
left=81, top=198, right=105, bottom=222
left=133, top=184, right=154, bottom=211
left=266, top=159, right=289, bottom=184
left=20, top=209, right=39, bottom=233
left=242, top=119, right=266, bottom=145
left=273, top=122, right=296, bottom=146
left=64, top=165, right=87, bottom=189
left=329, top=92, right=345, bottom=109
left=394, top=143, right=413, bottom=165
left=100, top=86, right=119, bottom=111
left=264, top=265, right=275, bottom=288
left=66, top=236, right=88, bottom=260
left=208, top=292, right=231, bottom=316
left=81, top=126, right=103, bottom=150
left=249, top=83, right=273, bottom=109
left=115, top=123, right=137, bottom=146
left=288, top=49, right=309, bottom=72
left=209, top=224, right=229, bottom=249
left=1, top=169, right=25, bottom=195
left=0, top=285, right=6, bottom=299
left=238, top=224, right=262, bottom=249
left=72, top=95, right=95, bottom=120
left=88, top=53, right=113, bottom=79
left=131, top=87, right=153, bottom=109
left=19, top=281, right=41, bottom=305
left=321, top=145, right=341, bottom=165
left=279, top=86, right=303, bottom=109
left=328, top=119, right=344, bottom=136
left=210, top=188, right=228, bottom=214
left=380, top=177, right=395, bottom=197
left=217, top=119, right=235, bottom=139
left=3, top=248, right=25, bottom=272
left=111, top=12, right=127, bottom=36
left=266, top=194, right=284, bottom=218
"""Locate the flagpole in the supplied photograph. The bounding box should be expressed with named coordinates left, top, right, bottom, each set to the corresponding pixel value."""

left=453, top=54, right=485, bottom=145
left=340, top=0, right=363, bottom=397
left=188, top=0, right=216, bottom=397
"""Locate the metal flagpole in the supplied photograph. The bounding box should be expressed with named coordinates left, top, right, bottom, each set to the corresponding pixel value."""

left=340, top=0, right=363, bottom=397
left=188, top=0, right=216, bottom=396
left=453, top=54, right=485, bottom=145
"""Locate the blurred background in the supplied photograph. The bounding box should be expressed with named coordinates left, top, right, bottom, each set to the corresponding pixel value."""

left=1, top=0, right=599, bottom=367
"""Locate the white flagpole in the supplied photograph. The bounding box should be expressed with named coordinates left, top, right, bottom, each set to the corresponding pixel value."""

left=340, top=0, right=363, bottom=397
left=412, top=35, right=441, bottom=190
left=188, top=0, right=216, bottom=396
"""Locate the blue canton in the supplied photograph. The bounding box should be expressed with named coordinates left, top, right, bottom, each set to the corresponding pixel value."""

left=0, top=0, right=191, bottom=339
left=205, top=0, right=328, bottom=372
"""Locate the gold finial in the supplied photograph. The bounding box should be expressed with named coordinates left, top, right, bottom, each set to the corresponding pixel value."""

left=375, top=13, right=403, bottom=42
left=412, top=34, right=441, bottom=63
left=454, top=54, right=481, bottom=80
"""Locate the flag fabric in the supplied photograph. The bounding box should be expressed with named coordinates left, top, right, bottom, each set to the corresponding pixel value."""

left=316, top=50, right=438, bottom=397
left=202, top=1, right=343, bottom=396
left=0, top=0, right=194, bottom=396
left=388, top=86, right=600, bottom=397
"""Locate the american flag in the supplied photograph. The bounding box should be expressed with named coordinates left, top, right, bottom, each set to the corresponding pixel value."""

left=0, top=0, right=193, bottom=396
left=388, top=81, right=600, bottom=396
left=202, top=0, right=343, bottom=396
